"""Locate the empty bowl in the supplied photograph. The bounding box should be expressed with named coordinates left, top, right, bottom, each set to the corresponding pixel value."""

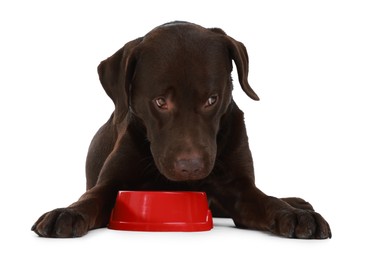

left=108, top=191, right=213, bottom=232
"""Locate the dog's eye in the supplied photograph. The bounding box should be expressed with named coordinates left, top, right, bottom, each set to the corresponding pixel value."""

left=205, top=95, right=218, bottom=107
left=155, top=97, right=168, bottom=109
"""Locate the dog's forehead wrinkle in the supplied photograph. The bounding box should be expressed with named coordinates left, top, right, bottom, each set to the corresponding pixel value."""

left=136, top=69, right=223, bottom=106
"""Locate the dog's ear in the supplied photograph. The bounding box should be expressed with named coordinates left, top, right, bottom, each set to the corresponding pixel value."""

left=98, top=37, right=143, bottom=123
left=225, top=37, right=259, bottom=100
left=209, top=28, right=259, bottom=101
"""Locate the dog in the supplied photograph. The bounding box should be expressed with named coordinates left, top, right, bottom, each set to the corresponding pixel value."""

left=32, top=21, right=331, bottom=239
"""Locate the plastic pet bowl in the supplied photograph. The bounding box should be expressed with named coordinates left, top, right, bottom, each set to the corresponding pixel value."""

left=108, top=191, right=213, bottom=232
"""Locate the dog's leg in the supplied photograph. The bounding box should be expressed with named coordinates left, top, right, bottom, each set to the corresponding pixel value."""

left=85, top=113, right=133, bottom=190
left=31, top=183, right=118, bottom=237
left=85, top=114, right=117, bottom=189
left=211, top=178, right=332, bottom=239
left=32, top=124, right=143, bottom=238
left=211, top=104, right=331, bottom=239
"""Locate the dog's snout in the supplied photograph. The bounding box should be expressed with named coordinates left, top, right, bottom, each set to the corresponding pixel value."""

left=156, top=147, right=215, bottom=181
left=174, top=157, right=204, bottom=175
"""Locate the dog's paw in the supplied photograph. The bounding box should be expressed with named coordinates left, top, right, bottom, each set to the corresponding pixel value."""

left=281, top=197, right=315, bottom=211
left=32, top=208, right=88, bottom=238
left=270, top=208, right=331, bottom=239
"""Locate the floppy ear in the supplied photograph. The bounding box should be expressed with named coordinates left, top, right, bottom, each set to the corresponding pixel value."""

left=209, top=28, right=259, bottom=101
left=225, top=36, right=259, bottom=100
left=97, top=37, right=143, bottom=123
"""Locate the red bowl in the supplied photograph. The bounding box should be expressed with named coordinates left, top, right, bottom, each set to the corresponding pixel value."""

left=108, top=191, right=213, bottom=232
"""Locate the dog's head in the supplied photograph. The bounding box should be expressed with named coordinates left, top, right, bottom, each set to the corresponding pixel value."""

left=98, top=22, right=259, bottom=181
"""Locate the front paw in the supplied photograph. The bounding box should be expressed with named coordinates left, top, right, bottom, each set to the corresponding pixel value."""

left=32, top=208, right=88, bottom=238
left=270, top=208, right=331, bottom=239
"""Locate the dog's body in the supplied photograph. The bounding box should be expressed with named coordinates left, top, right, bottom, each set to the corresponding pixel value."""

left=32, top=22, right=331, bottom=238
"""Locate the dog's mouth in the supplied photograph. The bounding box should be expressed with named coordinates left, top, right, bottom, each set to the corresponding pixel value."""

left=163, top=170, right=211, bottom=182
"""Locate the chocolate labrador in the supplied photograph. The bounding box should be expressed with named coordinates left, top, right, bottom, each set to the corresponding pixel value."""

left=32, top=21, right=331, bottom=239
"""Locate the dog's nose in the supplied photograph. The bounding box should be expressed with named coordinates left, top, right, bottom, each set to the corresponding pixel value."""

left=174, top=157, right=205, bottom=175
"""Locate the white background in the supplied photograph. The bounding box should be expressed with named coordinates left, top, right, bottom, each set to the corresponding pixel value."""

left=1, top=0, right=366, bottom=259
